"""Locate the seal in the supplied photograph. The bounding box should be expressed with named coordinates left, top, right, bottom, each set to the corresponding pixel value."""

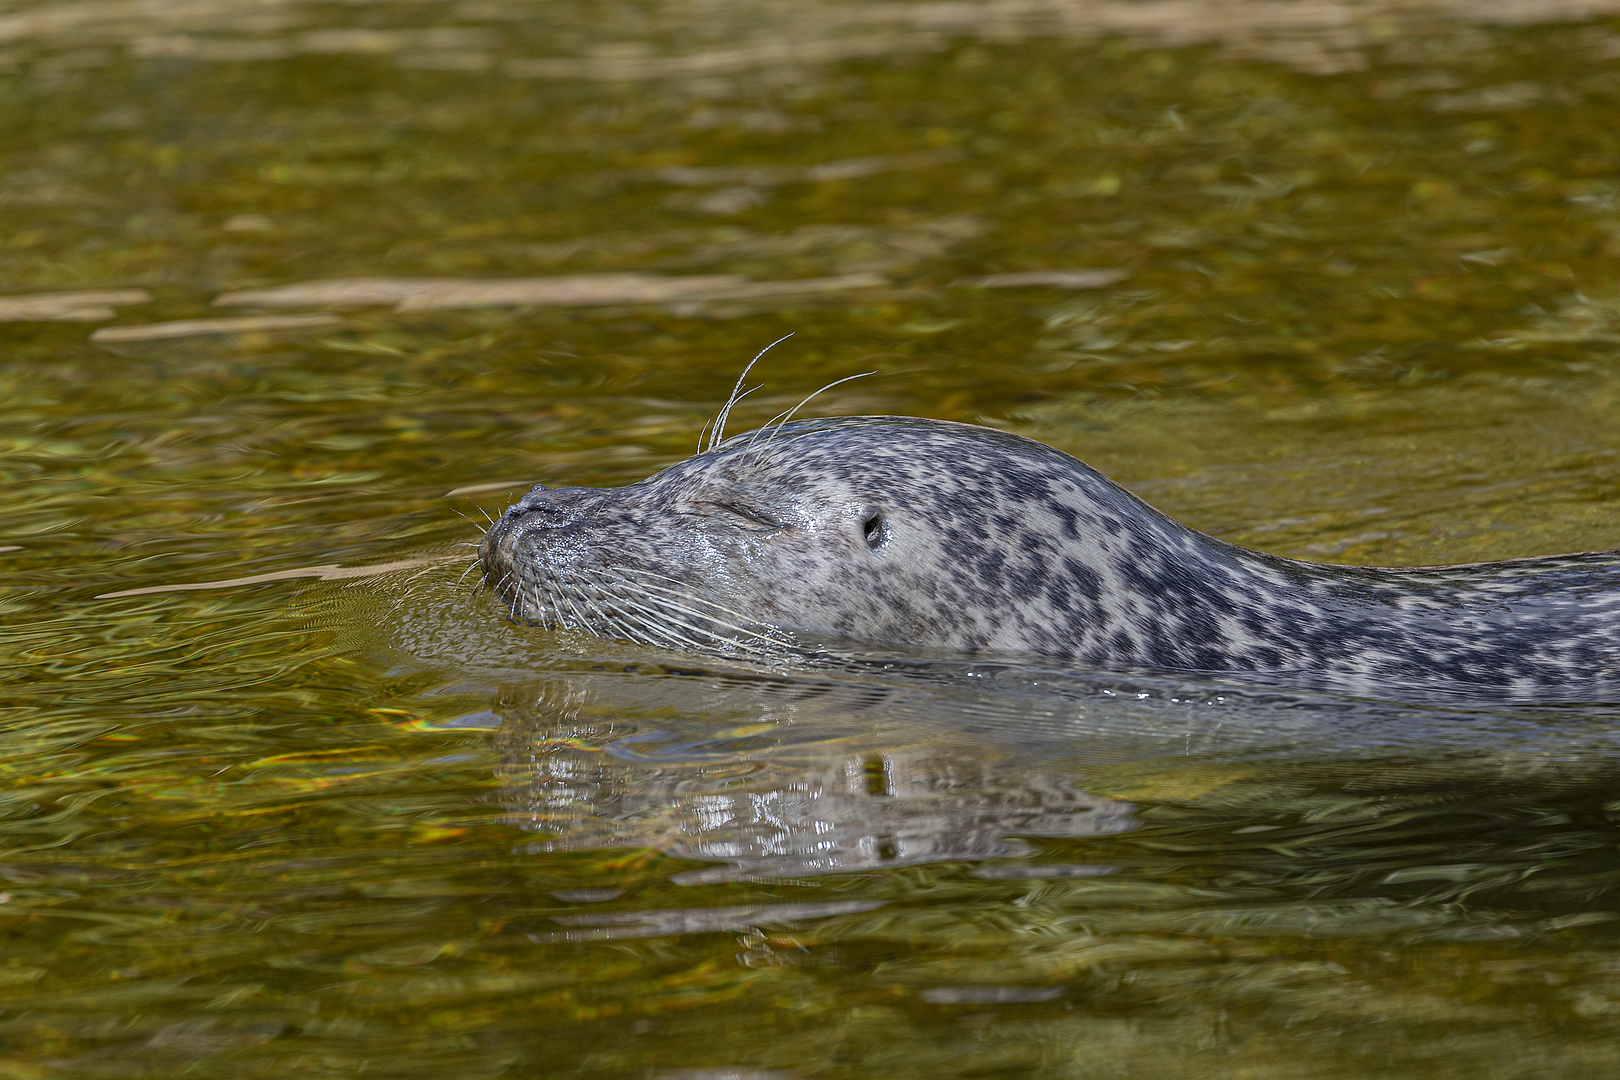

left=478, top=415, right=1620, bottom=698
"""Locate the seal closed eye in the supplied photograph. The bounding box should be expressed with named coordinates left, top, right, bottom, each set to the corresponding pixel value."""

left=479, top=415, right=1620, bottom=699
left=707, top=501, right=784, bottom=530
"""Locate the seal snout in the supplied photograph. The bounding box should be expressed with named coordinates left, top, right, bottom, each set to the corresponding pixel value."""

left=478, top=485, right=620, bottom=619
left=476, top=508, right=525, bottom=608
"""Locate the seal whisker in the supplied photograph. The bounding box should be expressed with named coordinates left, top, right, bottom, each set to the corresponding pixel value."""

left=557, top=573, right=606, bottom=638
left=580, top=570, right=707, bottom=650
left=448, top=507, right=490, bottom=537
left=609, top=566, right=786, bottom=629
left=537, top=569, right=576, bottom=628
left=598, top=576, right=783, bottom=650
left=586, top=567, right=752, bottom=642
left=745, top=371, right=877, bottom=455
left=609, top=563, right=745, bottom=598
left=599, top=584, right=769, bottom=654
left=609, top=566, right=758, bottom=615
left=572, top=576, right=639, bottom=645
left=529, top=573, right=554, bottom=627
left=489, top=569, right=518, bottom=610
left=608, top=602, right=706, bottom=652
left=522, top=571, right=556, bottom=627
left=593, top=600, right=650, bottom=646
left=708, top=332, right=795, bottom=452
left=615, top=586, right=784, bottom=646
left=585, top=595, right=658, bottom=646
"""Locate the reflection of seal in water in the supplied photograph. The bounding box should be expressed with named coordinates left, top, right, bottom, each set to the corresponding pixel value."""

left=479, top=416, right=1620, bottom=697
left=494, top=681, right=1138, bottom=884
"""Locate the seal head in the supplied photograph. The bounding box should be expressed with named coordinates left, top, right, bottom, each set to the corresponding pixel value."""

left=480, top=416, right=1620, bottom=696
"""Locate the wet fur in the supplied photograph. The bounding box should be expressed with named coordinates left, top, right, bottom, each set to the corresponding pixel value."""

left=480, top=416, right=1620, bottom=698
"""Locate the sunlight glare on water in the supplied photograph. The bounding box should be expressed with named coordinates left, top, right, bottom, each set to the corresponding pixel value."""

left=3, top=0, right=1620, bottom=1075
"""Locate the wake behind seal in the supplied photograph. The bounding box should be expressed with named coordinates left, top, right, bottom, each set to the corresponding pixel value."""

left=478, top=414, right=1620, bottom=700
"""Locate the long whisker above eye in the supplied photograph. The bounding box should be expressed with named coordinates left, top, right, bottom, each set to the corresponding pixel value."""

left=745, top=370, right=877, bottom=455
left=708, top=332, right=795, bottom=452
left=709, top=385, right=760, bottom=449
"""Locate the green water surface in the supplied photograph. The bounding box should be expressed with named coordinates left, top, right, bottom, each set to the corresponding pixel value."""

left=4, top=1, right=1620, bottom=1076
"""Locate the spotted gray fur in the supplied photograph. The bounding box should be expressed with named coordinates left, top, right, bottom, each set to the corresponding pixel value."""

left=479, top=416, right=1620, bottom=698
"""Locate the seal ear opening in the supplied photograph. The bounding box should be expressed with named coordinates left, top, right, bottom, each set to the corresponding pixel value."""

left=862, top=511, right=888, bottom=550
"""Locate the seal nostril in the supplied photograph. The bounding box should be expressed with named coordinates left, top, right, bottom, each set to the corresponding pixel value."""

left=862, top=512, right=886, bottom=550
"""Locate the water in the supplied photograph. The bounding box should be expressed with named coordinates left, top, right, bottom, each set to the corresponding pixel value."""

left=4, top=0, right=1620, bottom=1075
